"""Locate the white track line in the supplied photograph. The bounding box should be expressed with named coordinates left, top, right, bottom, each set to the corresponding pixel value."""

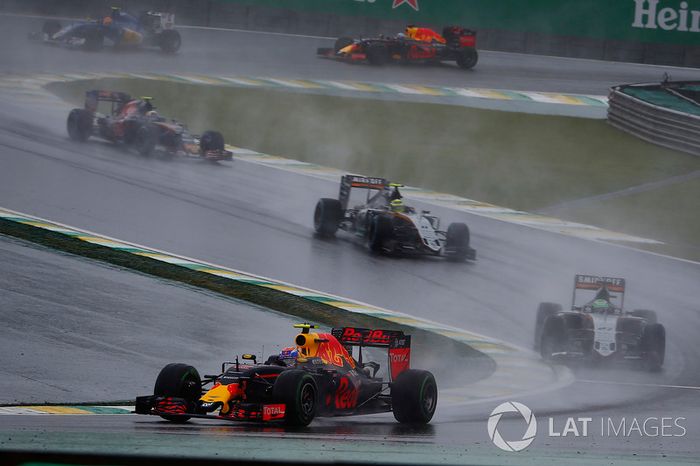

left=579, top=379, right=700, bottom=391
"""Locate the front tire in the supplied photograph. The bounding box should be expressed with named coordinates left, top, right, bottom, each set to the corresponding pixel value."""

left=391, top=369, right=437, bottom=424
left=366, top=43, right=388, bottom=66
left=67, top=109, right=92, bottom=142
left=200, top=130, right=225, bottom=154
left=641, top=323, right=665, bottom=372
left=42, top=20, right=61, bottom=38
left=368, top=215, right=392, bottom=252
left=314, top=198, right=342, bottom=237
left=534, top=302, right=562, bottom=350
left=135, top=124, right=158, bottom=156
left=153, top=363, right=201, bottom=422
left=456, top=47, right=478, bottom=69
left=272, top=370, right=317, bottom=427
left=445, top=222, right=471, bottom=262
left=159, top=29, right=181, bottom=53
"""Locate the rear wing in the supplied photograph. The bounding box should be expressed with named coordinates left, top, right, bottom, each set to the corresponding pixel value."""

left=572, top=274, right=626, bottom=310
left=331, top=327, right=410, bottom=380
left=339, top=174, right=387, bottom=211
left=85, top=90, right=131, bottom=112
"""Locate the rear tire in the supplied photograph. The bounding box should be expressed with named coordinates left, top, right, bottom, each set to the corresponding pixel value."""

left=67, top=109, right=92, bottom=142
left=153, top=363, right=201, bottom=422
left=135, top=124, right=158, bottom=156
left=456, top=47, right=478, bottom=69
left=272, top=370, right=317, bottom=427
left=366, top=43, right=388, bottom=66
left=445, top=222, right=470, bottom=262
left=314, top=198, right=342, bottom=237
left=534, top=302, right=562, bottom=350
left=391, top=369, right=437, bottom=424
left=159, top=29, right=181, bottom=53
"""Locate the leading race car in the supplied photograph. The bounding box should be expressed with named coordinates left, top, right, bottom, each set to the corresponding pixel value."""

left=314, top=175, right=476, bottom=261
left=30, top=7, right=181, bottom=53
left=135, top=324, right=437, bottom=426
left=317, top=25, right=478, bottom=70
left=67, top=90, right=232, bottom=162
left=534, top=275, right=666, bottom=371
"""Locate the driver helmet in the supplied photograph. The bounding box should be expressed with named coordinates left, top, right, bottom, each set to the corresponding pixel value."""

left=145, top=110, right=159, bottom=119
left=279, top=347, right=298, bottom=360
left=390, top=199, right=405, bottom=213
left=103, top=16, right=113, bottom=26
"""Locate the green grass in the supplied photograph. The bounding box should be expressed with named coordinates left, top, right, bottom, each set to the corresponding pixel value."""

left=47, top=78, right=700, bottom=260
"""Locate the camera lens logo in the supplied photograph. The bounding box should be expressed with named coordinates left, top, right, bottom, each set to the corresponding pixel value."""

left=487, top=401, right=537, bottom=452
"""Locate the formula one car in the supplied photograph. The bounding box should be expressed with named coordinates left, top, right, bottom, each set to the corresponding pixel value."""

left=314, top=175, right=476, bottom=261
left=66, top=90, right=232, bottom=161
left=30, top=7, right=181, bottom=53
left=135, top=324, right=437, bottom=426
left=534, top=275, right=666, bottom=371
left=317, top=25, right=478, bottom=70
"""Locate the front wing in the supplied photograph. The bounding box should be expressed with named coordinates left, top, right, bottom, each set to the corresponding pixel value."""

left=135, top=395, right=286, bottom=422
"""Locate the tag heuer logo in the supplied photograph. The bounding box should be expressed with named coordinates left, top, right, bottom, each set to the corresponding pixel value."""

left=393, top=0, right=419, bottom=11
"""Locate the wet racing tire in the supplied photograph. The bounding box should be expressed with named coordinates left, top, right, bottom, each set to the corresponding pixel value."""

left=366, top=43, right=389, bottom=66
left=314, top=198, right=342, bottom=237
left=153, top=363, right=201, bottom=422
left=272, top=370, right=317, bottom=427
left=641, top=323, right=665, bottom=372
left=200, top=130, right=225, bottom=153
left=445, top=222, right=471, bottom=262
left=391, top=369, right=437, bottom=424
left=135, top=124, right=158, bottom=156
left=456, top=47, right=478, bottom=69
left=67, top=109, right=93, bottom=142
left=539, top=315, right=567, bottom=360
left=534, top=302, right=562, bottom=350
left=368, top=215, right=392, bottom=252
left=159, top=29, right=181, bottom=53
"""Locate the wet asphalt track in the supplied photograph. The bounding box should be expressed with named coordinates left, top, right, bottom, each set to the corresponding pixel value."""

left=1, top=13, right=700, bottom=463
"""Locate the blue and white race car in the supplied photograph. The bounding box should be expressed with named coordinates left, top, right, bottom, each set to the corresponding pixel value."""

left=30, top=7, right=181, bottom=53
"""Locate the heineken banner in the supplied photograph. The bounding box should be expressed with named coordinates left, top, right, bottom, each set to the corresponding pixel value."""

left=224, top=0, right=700, bottom=46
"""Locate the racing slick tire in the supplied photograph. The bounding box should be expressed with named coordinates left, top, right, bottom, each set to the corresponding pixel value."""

left=456, top=47, right=478, bottom=69
left=334, top=37, right=354, bottom=52
left=641, top=323, right=666, bottom=372
left=153, top=363, right=202, bottom=422
left=158, top=29, right=181, bottom=53
left=200, top=130, right=225, bottom=158
left=366, top=43, right=389, bottom=66
left=391, top=369, right=437, bottom=424
left=272, top=370, right=317, bottom=427
left=630, top=309, right=658, bottom=324
left=67, top=109, right=93, bottom=142
left=445, top=222, right=471, bottom=262
left=314, top=198, right=342, bottom=238
left=534, top=302, right=562, bottom=350
left=368, top=215, right=392, bottom=252
left=134, top=124, right=159, bottom=156
left=42, top=20, right=61, bottom=38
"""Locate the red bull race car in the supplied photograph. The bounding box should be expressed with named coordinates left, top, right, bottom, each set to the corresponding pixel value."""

left=135, top=324, right=437, bottom=426
left=534, top=275, right=666, bottom=371
left=66, top=90, right=232, bottom=161
left=30, top=7, right=181, bottom=53
left=314, top=174, right=476, bottom=261
left=317, top=25, right=478, bottom=70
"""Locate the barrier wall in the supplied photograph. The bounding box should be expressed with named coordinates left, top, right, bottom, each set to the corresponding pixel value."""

left=3, top=0, right=700, bottom=66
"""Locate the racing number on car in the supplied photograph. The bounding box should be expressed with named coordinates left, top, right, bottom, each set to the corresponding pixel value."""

left=335, top=376, right=358, bottom=410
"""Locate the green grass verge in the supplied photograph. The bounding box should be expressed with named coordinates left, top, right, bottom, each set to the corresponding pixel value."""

left=47, top=78, right=700, bottom=260
left=0, top=220, right=495, bottom=382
